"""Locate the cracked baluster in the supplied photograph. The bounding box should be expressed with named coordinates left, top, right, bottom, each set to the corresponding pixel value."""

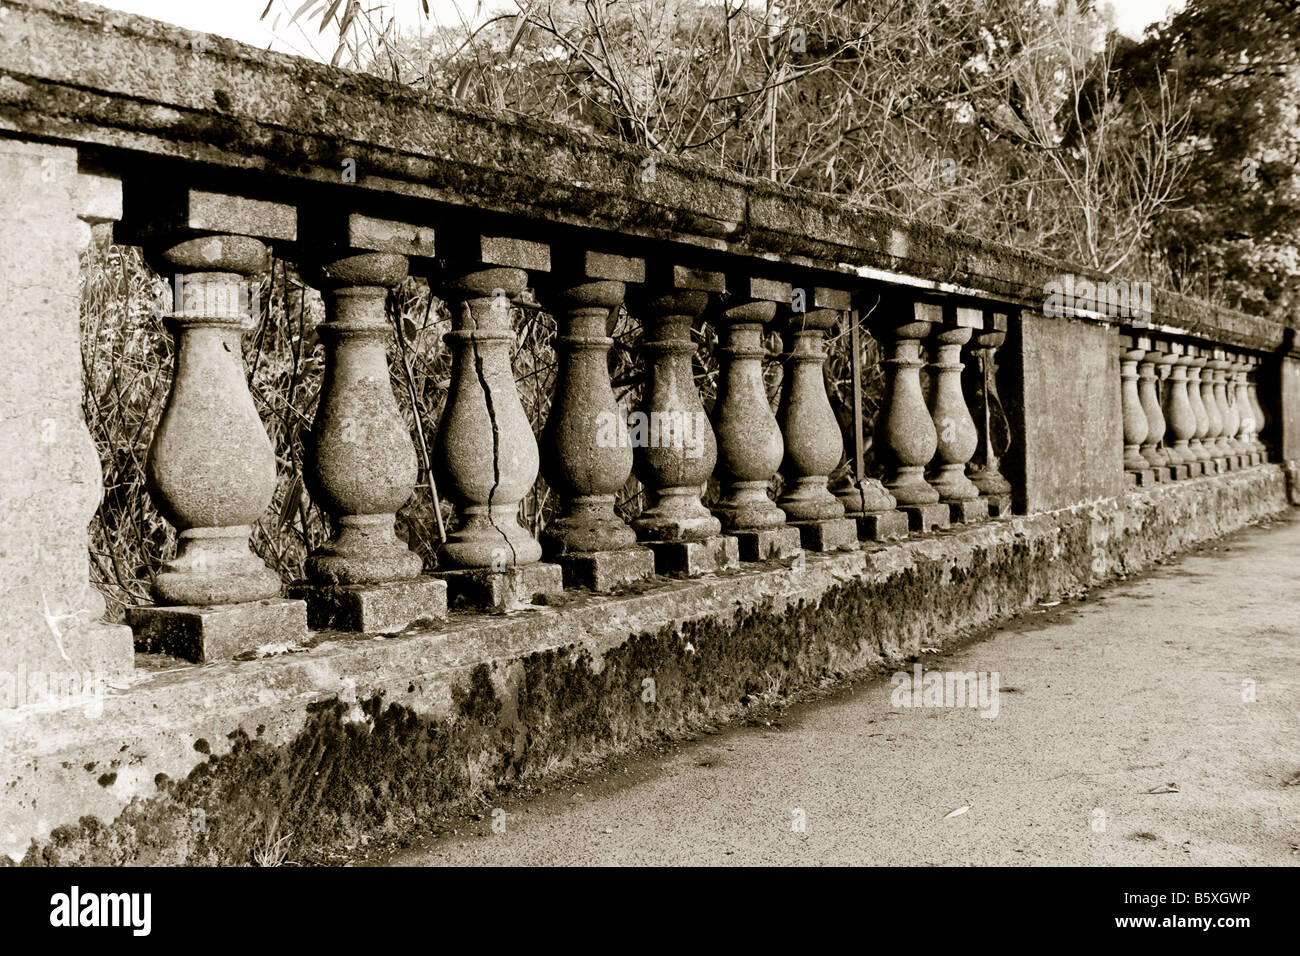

left=1138, top=344, right=1170, bottom=473
left=1120, top=335, right=1150, bottom=478
left=712, top=278, right=790, bottom=534
left=1161, top=343, right=1196, bottom=477
left=300, top=251, right=423, bottom=585
left=627, top=267, right=722, bottom=543
left=429, top=238, right=549, bottom=569
left=927, top=307, right=983, bottom=511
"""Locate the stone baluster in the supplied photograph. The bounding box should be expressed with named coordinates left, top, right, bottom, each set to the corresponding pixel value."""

left=928, top=307, right=988, bottom=523
left=292, top=216, right=447, bottom=632
left=1198, top=348, right=1226, bottom=471
left=425, top=235, right=563, bottom=610
left=775, top=288, right=859, bottom=551
left=1152, top=344, right=1184, bottom=479
left=627, top=265, right=738, bottom=576
left=1231, top=354, right=1256, bottom=464
left=1120, top=334, right=1153, bottom=485
left=1247, top=357, right=1268, bottom=462
left=711, top=277, right=802, bottom=561
left=876, top=300, right=948, bottom=532
left=1210, top=349, right=1240, bottom=468
left=1186, top=348, right=1213, bottom=471
left=1137, top=343, right=1170, bottom=478
left=535, top=251, right=656, bottom=592
left=966, top=311, right=1012, bottom=516
left=121, top=190, right=306, bottom=662
left=1160, top=343, right=1197, bottom=479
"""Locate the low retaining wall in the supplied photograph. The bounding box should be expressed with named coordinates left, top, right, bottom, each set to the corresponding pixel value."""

left=2, top=465, right=1288, bottom=865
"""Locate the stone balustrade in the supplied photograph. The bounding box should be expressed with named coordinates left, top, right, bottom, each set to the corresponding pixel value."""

left=1117, top=330, right=1271, bottom=489
left=0, top=0, right=1295, bottom=700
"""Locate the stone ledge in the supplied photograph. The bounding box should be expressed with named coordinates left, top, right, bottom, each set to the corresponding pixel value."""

left=1, top=466, right=1289, bottom=865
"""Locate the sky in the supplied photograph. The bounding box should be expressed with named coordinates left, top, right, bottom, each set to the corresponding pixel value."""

left=83, top=0, right=1185, bottom=60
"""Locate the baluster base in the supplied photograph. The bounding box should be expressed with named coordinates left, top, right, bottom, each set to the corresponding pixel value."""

left=553, top=548, right=656, bottom=593
left=127, top=598, right=307, bottom=664
left=645, top=536, right=739, bottom=577
left=732, top=527, right=803, bottom=562
left=980, top=493, right=1012, bottom=517
left=789, top=518, right=860, bottom=553
left=899, top=502, right=951, bottom=533
left=947, top=497, right=990, bottom=525
left=1164, top=464, right=1191, bottom=482
left=1127, top=468, right=1157, bottom=487
left=289, top=578, right=447, bottom=633
left=846, top=509, right=911, bottom=541
left=438, top=563, right=564, bottom=612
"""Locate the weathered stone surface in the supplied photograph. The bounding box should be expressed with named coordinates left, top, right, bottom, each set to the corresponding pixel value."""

left=900, top=502, right=951, bottom=532
left=646, top=536, right=740, bottom=576
left=852, top=509, right=911, bottom=541
left=1007, top=312, right=1122, bottom=512
left=126, top=599, right=307, bottom=663
left=981, top=493, right=1012, bottom=518
left=438, top=563, right=564, bottom=611
left=0, top=139, right=133, bottom=700
left=5, top=466, right=1285, bottom=866
left=791, top=517, right=860, bottom=553
left=732, top=527, right=803, bottom=562
left=947, top=497, right=990, bottom=524
left=291, top=579, right=447, bottom=633
left=554, top=549, right=656, bottom=593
